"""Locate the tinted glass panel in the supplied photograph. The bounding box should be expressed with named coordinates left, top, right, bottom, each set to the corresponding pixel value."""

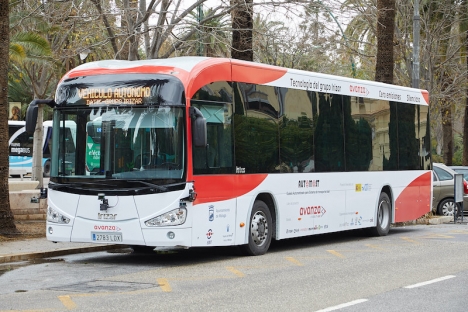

left=349, top=97, right=389, bottom=171
left=314, top=93, right=345, bottom=172
left=396, top=102, right=420, bottom=170
left=279, top=88, right=315, bottom=173
left=192, top=100, right=234, bottom=174
left=418, top=105, right=431, bottom=170
left=234, top=83, right=279, bottom=173
left=192, top=81, right=233, bottom=103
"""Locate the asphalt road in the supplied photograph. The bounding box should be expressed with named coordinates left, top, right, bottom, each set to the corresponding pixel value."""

left=1, top=223, right=468, bottom=311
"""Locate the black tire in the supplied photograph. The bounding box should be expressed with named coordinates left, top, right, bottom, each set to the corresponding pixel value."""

left=240, top=200, right=273, bottom=256
left=369, top=192, right=391, bottom=236
left=437, top=198, right=458, bottom=216
left=43, top=160, right=51, bottom=177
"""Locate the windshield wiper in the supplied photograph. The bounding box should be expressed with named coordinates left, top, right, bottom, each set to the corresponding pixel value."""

left=128, top=180, right=168, bottom=192
left=49, top=181, right=110, bottom=191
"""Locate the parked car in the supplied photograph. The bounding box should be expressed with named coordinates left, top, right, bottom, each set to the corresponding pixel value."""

left=433, top=163, right=468, bottom=216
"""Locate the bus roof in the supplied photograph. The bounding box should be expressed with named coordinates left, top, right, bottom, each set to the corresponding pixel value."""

left=62, top=57, right=429, bottom=106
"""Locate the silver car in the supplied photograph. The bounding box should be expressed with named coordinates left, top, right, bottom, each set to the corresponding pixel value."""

left=433, top=163, right=468, bottom=216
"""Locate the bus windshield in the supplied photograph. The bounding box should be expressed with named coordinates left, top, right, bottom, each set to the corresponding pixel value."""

left=51, top=106, right=185, bottom=182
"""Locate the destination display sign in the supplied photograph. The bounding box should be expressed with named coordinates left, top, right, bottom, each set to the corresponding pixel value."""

left=77, top=86, right=151, bottom=105
left=55, top=74, right=186, bottom=107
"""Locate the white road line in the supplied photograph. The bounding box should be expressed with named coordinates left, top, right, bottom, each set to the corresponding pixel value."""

left=315, top=299, right=368, bottom=312
left=404, top=275, right=456, bottom=289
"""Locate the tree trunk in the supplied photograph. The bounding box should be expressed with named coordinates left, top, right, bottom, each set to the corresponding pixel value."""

left=0, top=0, right=17, bottom=234
left=375, top=0, right=395, bottom=84
left=90, top=0, right=120, bottom=59
left=463, top=27, right=468, bottom=165
left=231, top=0, right=253, bottom=61
left=463, top=80, right=468, bottom=166
left=442, top=105, right=453, bottom=165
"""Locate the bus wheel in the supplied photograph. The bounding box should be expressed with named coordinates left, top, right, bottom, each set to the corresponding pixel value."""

left=43, top=160, right=51, bottom=177
left=369, top=192, right=391, bottom=236
left=241, top=200, right=272, bottom=256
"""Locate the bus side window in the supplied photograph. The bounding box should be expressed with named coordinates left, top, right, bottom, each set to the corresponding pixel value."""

left=10, top=131, right=34, bottom=157
left=191, top=101, right=234, bottom=174
left=43, top=128, right=53, bottom=158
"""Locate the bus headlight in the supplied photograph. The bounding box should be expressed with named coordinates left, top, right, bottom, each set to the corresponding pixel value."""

left=145, top=208, right=187, bottom=227
left=47, top=207, right=70, bottom=224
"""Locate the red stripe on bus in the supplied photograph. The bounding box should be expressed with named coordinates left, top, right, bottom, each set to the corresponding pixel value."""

left=421, top=90, right=429, bottom=105
left=186, top=58, right=287, bottom=98
left=187, top=59, right=233, bottom=98
left=192, top=174, right=268, bottom=205
left=394, top=171, right=432, bottom=222
left=231, top=61, right=287, bottom=85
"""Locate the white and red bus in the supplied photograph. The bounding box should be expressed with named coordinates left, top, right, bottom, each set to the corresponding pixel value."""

left=26, top=57, right=432, bottom=255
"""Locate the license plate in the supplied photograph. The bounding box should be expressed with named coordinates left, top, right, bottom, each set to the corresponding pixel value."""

left=91, top=232, right=122, bottom=242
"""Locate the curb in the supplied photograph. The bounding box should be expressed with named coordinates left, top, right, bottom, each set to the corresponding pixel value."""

left=428, top=216, right=454, bottom=225
left=0, top=244, right=123, bottom=264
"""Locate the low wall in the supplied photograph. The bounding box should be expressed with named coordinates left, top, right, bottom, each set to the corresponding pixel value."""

left=9, top=182, right=47, bottom=221
left=9, top=181, right=39, bottom=191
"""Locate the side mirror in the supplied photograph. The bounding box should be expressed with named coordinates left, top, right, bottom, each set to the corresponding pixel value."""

left=25, top=102, right=38, bottom=134
left=25, top=99, right=57, bottom=134
left=190, top=107, right=207, bottom=148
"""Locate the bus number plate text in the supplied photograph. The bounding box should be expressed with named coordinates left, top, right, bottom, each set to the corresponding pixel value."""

left=91, top=232, right=122, bottom=242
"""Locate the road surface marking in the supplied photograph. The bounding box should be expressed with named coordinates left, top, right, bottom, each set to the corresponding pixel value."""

left=405, top=275, right=456, bottom=289
left=157, top=278, right=172, bottom=292
left=449, top=230, right=468, bottom=234
left=327, top=250, right=345, bottom=258
left=58, top=295, right=77, bottom=310
left=423, top=234, right=454, bottom=239
left=286, top=257, right=303, bottom=266
left=366, top=244, right=385, bottom=250
left=315, top=299, right=368, bottom=312
left=226, top=266, right=245, bottom=277
left=400, top=237, right=418, bottom=243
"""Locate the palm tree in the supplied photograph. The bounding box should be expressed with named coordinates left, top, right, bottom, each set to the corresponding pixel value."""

left=462, top=0, right=468, bottom=165
left=231, top=0, right=253, bottom=61
left=375, top=0, right=396, bottom=84
left=0, top=0, right=17, bottom=234
left=342, top=0, right=377, bottom=80
left=175, top=7, right=231, bottom=57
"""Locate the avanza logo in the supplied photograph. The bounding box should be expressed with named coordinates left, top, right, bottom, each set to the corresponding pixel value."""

left=298, top=180, right=319, bottom=188
left=94, top=225, right=121, bottom=231
left=300, top=206, right=326, bottom=217
left=349, top=84, right=369, bottom=96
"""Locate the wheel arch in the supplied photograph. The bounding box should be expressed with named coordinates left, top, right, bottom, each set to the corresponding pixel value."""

left=254, top=192, right=277, bottom=240
left=380, top=185, right=394, bottom=223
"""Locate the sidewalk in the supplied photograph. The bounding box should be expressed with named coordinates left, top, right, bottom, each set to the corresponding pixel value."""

left=0, top=237, right=121, bottom=264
